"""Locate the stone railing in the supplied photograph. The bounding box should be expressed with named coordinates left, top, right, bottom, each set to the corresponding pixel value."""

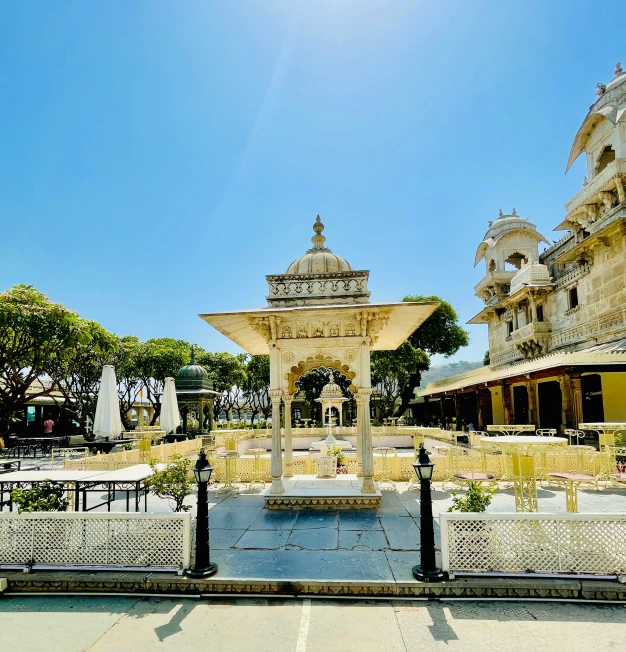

left=554, top=263, right=591, bottom=290
left=490, top=346, right=523, bottom=367
left=0, top=512, right=191, bottom=572
left=68, top=438, right=205, bottom=471
left=550, top=307, right=626, bottom=349
left=509, top=263, right=551, bottom=295
left=511, top=321, right=551, bottom=344
left=565, top=159, right=626, bottom=215
left=441, top=513, right=626, bottom=576
left=541, top=232, right=575, bottom=261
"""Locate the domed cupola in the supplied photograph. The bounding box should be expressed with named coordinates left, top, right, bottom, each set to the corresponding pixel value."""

left=318, top=372, right=345, bottom=400
left=175, top=350, right=213, bottom=392
left=285, top=216, right=354, bottom=274
left=266, top=215, right=370, bottom=307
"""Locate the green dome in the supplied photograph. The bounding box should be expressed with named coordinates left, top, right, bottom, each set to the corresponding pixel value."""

left=177, top=352, right=209, bottom=381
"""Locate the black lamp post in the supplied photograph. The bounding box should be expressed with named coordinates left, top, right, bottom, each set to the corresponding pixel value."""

left=412, top=443, right=448, bottom=583
left=186, top=450, right=218, bottom=578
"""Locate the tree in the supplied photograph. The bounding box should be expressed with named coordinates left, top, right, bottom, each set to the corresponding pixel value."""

left=0, top=285, right=96, bottom=437
left=243, top=355, right=271, bottom=425
left=296, top=367, right=352, bottom=423
left=483, top=350, right=490, bottom=366
left=49, top=325, right=120, bottom=439
left=196, top=351, right=247, bottom=421
left=371, top=342, right=429, bottom=420
left=135, top=338, right=191, bottom=425
left=394, top=295, right=469, bottom=417
left=114, top=336, right=144, bottom=430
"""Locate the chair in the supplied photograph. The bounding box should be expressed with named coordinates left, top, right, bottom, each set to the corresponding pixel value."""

left=564, top=429, right=586, bottom=446
left=535, top=429, right=556, bottom=437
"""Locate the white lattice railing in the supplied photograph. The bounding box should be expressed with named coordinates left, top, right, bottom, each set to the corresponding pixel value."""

left=441, top=513, right=626, bottom=576
left=0, top=513, right=191, bottom=572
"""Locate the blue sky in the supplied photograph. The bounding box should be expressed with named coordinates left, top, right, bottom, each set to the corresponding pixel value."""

left=0, top=1, right=622, bottom=364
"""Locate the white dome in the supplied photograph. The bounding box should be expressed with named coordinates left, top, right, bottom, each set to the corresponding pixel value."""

left=285, top=216, right=354, bottom=275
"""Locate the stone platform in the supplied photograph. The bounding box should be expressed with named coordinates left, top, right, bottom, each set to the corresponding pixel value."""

left=264, top=474, right=382, bottom=509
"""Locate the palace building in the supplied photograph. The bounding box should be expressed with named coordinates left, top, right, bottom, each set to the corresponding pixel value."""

left=421, top=62, right=626, bottom=432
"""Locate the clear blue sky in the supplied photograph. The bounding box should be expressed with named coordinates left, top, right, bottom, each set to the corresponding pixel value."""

left=1, top=1, right=622, bottom=363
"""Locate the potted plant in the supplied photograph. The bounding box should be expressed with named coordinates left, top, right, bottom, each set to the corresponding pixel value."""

left=148, top=455, right=194, bottom=512
left=326, top=445, right=347, bottom=473
left=448, top=481, right=495, bottom=513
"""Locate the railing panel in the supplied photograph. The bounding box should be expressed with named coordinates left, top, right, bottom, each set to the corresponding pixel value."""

left=0, top=513, right=191, bottom=571
left=441, top=513, right=626, bottom=576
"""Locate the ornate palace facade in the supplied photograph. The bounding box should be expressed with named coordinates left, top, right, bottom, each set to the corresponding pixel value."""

left=422, top=62, right=626, bottom=431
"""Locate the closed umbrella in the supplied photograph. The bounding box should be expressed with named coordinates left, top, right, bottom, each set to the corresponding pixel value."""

left=160, top=377, right=181, bottom=435
left=93, top=365, right=123, bottom=440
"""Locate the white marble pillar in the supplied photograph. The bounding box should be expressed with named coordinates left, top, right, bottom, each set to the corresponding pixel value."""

left=283, top=396, right=293, bottom=478
left=358, top=388, right=376, bottom=493
left=269, top=391, right=284, bottom=494
left=355, top=399, right=363, bottom=477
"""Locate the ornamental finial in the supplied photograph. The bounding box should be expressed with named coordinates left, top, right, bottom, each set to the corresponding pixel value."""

left=498, top=209, right=504, bottom=218
left=511, top=208, right=517, bottom=216
left=190, top=346, right=196, bottom=365
left=614, top=62, right=623, bottom=78
left=311, top=215, right=327, bottom=250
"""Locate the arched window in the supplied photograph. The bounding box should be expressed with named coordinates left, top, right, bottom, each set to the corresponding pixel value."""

left=596, top=146, right=615, bottom=174
left=489, top=259, right=496, bottom=273
left=504, top=252, right=527, bottom=271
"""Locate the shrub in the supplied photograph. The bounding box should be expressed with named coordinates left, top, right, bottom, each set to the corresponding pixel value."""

left=448, top=482, right=495, bottom=513
left=11, top=480, right=69, bottom=513
left=326, top=444, right=345, bottom=465
left=148, top=455, right=194, bottom=512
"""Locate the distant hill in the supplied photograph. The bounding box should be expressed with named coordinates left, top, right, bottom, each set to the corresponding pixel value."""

left=419, top=360, right=483, bottom=386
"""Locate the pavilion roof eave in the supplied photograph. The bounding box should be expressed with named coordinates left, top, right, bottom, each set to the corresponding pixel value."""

left=199, top=301, right=440, bottom=355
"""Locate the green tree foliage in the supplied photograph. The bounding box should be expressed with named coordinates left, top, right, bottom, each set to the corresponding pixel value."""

left=49, top=326, right=120, bottom=439
left=371, top=343, right=429, bottom=419
left=393, top=295, right=469, bottom=416
left=135, top=338, right=192, bottom=425
left=113, top=336, right=144, bottom=430
left=0, top=285, right=98, bottom=436
left=11, top=480, right=69, bottom=513
left=148, top=455, right=194, bottom=512
left=296, top=367, right=352, bottom=423
left=243, top=355, right=271, bottom=424
left=483, top=350, right=490, bottom=366
left=197, top=351, right=247, bottom=420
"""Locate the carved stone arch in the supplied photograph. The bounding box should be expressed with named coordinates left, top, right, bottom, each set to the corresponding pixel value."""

left=285, top=353, right=358, bottom=395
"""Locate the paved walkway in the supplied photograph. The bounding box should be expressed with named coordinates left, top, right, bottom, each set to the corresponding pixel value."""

left=1, top=595, right=624, bottom=652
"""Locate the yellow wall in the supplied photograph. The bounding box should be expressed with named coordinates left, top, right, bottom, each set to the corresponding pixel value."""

left=490, top=386, right=504, bottom=425
left=600, top=372, right=626, bottom=421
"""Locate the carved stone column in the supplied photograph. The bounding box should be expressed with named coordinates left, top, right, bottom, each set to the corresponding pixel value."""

left=561, top=375, right=573, bottom=429
left=570, top=375, right=583, bottom=428
left=358, top=388, right=376, bottom=494
left=527, top=380, right=537, bottom=426
left=269, top=391, right=284, bottom=494
left=355, top=400, right=363, bottom=477
left=283, top=395, right=294, bottom=478
left=501, top=381, right=512, bottom=424
left=454, top=392, right=462, bottom=431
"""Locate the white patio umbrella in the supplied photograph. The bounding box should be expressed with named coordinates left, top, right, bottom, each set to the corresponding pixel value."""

left=93, top=365, right=123, bottom=440
left=160, top=377, right=181, bottom=435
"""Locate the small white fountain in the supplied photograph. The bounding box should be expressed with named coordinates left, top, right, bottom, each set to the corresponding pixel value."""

left=310, top=373, right=354, bottom=454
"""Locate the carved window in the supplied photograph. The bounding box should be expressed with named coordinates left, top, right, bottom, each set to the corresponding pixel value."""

left=507, top=321, right=513, bottom=336
left=489, top=259, right=496, bottom=273
left=536, top=305, right=544, bottom=323
left=595, top=146, right=615, bottom=175
left=504, top=252, right=527, bottom=271
left=568, top=287, right=579, bottom=310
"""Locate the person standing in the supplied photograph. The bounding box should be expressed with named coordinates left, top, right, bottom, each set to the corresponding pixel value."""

left=43, top=416, right=55, bottom=435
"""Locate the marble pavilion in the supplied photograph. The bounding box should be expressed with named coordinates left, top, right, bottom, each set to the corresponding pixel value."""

left=201, top=216, right=438, bottom=507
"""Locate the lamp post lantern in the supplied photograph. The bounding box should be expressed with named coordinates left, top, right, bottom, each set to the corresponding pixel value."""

left=412, top=443, right=448, bottom=583
left=185, top=450, right=218, bottom=578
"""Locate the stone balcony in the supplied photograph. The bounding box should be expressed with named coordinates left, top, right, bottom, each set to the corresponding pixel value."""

left=564, top=159, right=626, bottom=217
left=511, top=321, right=551, bottom=359
left=474, top=270, right=515, bottom=298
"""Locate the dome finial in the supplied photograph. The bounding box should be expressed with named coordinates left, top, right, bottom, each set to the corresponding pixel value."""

left=614, top=62, right=623, bottom=78
left=190, top=346, right=196, bottom=365
left=511, top=208, right=517, bottom=216
left=311, top=214, right=327, bottom=250
left=498, top=209, right=504, bottom=219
